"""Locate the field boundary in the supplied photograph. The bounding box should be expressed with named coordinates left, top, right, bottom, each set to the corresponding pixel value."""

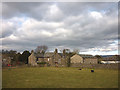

left=70, top=63, right=119, bottom=69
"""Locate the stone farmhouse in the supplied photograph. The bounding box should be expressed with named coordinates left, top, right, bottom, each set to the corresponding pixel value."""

left=70, top=54, right=98, bottom=64
left=28, top=49, right=68, bottom=67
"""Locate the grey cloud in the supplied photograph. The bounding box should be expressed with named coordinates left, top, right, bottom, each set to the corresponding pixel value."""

left=2, top=2, right=117, bottom=21
left=1, top=2, right=118, bottom=54
left=57, top=2, right=117, bottom=16
left=2, top=22, right=16, bottom=38
left=2, top=29, right=13, bottom=38
left=2, top=2, right=50, bottom=20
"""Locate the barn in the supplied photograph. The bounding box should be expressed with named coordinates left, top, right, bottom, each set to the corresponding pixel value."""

left=70, top=54, right=98, bottom=64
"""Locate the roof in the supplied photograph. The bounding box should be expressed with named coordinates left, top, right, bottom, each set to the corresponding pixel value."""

left=34, top=52, right=54, bottom=58
left=34, top=52, right=64, bottom=58
left=101, top=55, right=115, bottom=57
left=44, top=52, right=54, bottom=57
left=34, top=53, right=44, bottom=58
left=82, top=56, right=97, bottom=59
left=58, top=53, right=63, bottom=57
left=102, top=57, right=120, bottom=61
left=72, top=54, right=97, bottom=59
left=79, top=54, right=96, bottom=59
left=79, top=54, right=93, bottom=56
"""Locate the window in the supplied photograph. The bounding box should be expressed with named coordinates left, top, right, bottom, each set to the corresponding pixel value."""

left=36, top=58, right=38, bottom=62
left=48, top=58, right=49, bottom=61
left=58, top=59, right=61, bottom=64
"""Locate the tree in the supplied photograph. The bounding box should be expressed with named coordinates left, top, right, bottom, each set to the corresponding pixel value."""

left=112, top=55, right=119, bottom=61
left=2, top=49, right=17, bottom=63
left=54, top=48, right=58, bottom=54
left=61, top=48, right=77, bottom=67
left=73, top=48, right=80, bottom=54
left=2, top=49, right=17, bottom=56
left=62, top=49, right=71, bottom=67
left=35, top=45, right=48, bottom=55
left=20, top=50, right=31, bottom=64
left=95, top=55, right=102, bottom=64
left=63, top=49, right=66, bottom=56
left=14, top=53, right=21, bottom=61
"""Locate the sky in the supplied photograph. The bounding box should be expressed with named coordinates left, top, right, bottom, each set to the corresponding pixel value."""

left=1, top=2, right=119, bottom=55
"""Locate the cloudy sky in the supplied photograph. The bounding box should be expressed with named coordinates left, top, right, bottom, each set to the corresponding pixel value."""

left=1, top=2, right=119, bottom=55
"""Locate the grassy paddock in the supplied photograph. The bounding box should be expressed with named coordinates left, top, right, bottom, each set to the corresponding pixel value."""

left=2, top=67, right=119, bottom=88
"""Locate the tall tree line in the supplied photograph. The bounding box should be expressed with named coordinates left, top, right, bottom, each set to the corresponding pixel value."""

left=2, top=49, right=31, bottom=65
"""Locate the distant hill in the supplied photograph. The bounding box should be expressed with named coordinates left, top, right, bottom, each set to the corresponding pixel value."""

left=100, top=55, right=115, bottom=57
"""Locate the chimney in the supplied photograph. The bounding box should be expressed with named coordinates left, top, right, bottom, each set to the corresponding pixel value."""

left=54, top=48, right=58, bottom=54
left=31, top=50, right=34, bottom=54
left=63, top=49, right=66, bottom=56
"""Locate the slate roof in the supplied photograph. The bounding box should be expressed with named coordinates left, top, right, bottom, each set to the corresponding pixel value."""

left=34, top=52, right=64, bottom=58
left=58, top=53, right=63, bottom=57
left=82, top=56, right=97, bottom=59
left=79, top=54, right=97, bottom=59
left=44, top=52, right=54, bottom=57
left=34, top=53, right=44, bottom=58
left=102, top=57, right=120, bottom=61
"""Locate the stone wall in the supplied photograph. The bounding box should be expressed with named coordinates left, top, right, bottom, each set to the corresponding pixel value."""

left=70, top=63, right=119, bottom=69
left=84, top=58, right=98, bottom=64
left=28, top=53, right=37, bottom=66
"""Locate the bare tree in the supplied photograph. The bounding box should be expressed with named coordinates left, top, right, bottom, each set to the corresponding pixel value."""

left=60, top=48, right=70, bottom=54
left=95, top=55, right=102, bottom=64
left=35, top=45, right=48, bottom=55
left=73, top=48, right=80, bottom=54
left=61, top=49, right=71, bottom=67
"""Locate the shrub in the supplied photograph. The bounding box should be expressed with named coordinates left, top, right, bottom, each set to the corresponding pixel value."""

left=37, top=62, right=47, bottom=64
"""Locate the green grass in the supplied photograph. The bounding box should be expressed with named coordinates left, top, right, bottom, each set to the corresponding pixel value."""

left=2, top=67, right=119, bottom=88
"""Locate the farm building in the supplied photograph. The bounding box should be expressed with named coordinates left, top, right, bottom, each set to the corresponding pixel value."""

left=101, top=55, right=120, bottom=64
left=2, top=54, right=12, bottom=67
left=28, top=49, right=68, bottom=67
left=28, top=50, right=37, bottom=66
left=70, top=54, right=98, bottom=64
left=70, top=54, right=83, bottom=63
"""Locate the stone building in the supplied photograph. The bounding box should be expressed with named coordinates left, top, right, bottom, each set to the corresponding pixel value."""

left=28, top=50, right=37, bottom=66
left=28, top=49, right=67, bottom=67
left=28, top=49, right=99, bottom=67
left=70, top=54, right=98, bottom=64
left=101, top=55, right=120, bottom=64
left=2, top=54, right=12, bottom=67
left=83, top=56, right=98, bottom=64
left=70, top=54, right=83, bottom=63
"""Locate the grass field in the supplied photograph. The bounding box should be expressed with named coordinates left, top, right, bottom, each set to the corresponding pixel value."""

left=2, top=67, right=119, bottom=88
